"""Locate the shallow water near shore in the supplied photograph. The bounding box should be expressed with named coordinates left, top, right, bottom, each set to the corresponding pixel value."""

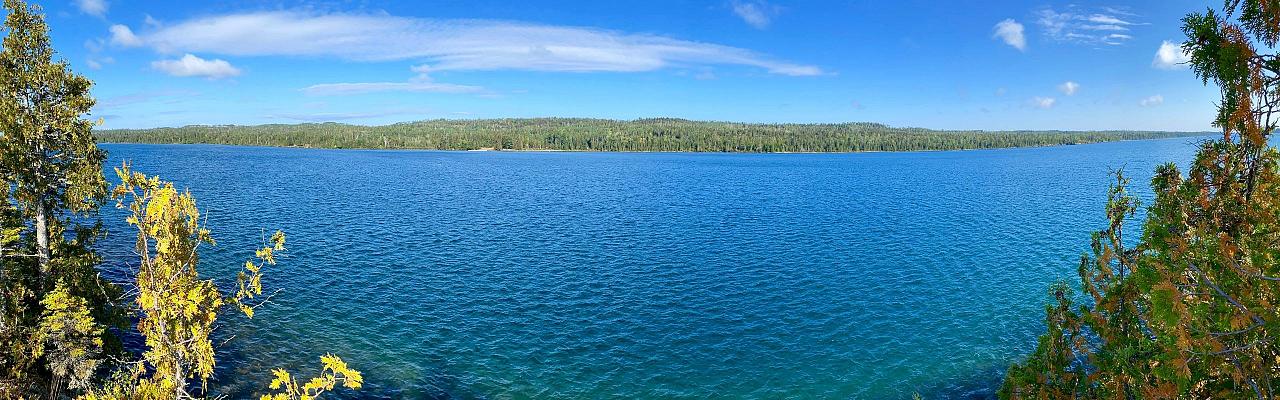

left=96, top=137, right=1207, bottom=399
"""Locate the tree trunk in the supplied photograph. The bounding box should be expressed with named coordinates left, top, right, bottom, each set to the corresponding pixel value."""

left=174, top=362, right=185, bottom=398
left=34, top=203, right=49, bottom=273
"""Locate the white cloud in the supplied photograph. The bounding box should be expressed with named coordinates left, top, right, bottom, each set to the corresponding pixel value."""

left=304, top=65, right=485, bottom=96
left=1058, top=81, right=1079, bottom=95
left=993, top=19, right=1026, bottom=51
left=1139, top=95, right=1164, bottom=107
left=74, top=0, right=107, bottom=18
left=98, top=89, right=198, bottom=108
left=1102, top=33, right=1132, bottom=45
left=1086, top=14, right=1130, bottom=25
left=1101, top=7, right=1139, bottom=17
left=150, top=54, right=241, bottom=79
left=1153, top=41, right=1191, bottom=70
left=85, top=56, right=112, bottom=70
left=128, top=11, right=822, bottom=76
left=1032, top=96, right=1056, bottom=109
left=1037, top=7, right=1139, bottom=45
left=731, top=1, right=776, bottom=29
left=108, top=25, right=143, bottom=47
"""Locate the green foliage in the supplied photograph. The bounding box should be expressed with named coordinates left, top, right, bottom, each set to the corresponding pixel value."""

left=0, top=1, right=361, bottom=399
left=79, top=364, right=179, bottom=400
left=94, top=118, right=1205, bottom=153
left=0, top=0, right=120, bottom=397
left=233, top=230, right=285, bottom=319
left=112, top=164, right=226, bottom=396
left=260, top=355, right=363, bottom=400
left=99, top=164, right=361, bottom=399
left=0, top=0, right=105, bottom=266
left=34, top=283, right=104, bottom=394
left=1002, top=1, right=1280, bottom=398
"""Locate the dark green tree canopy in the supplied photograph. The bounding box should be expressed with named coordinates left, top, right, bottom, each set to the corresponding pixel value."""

left=0, top=0, right=104, bottom=214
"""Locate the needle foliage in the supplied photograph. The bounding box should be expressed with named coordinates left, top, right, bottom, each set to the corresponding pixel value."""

left=1003, top=1, right=1280, bottom=398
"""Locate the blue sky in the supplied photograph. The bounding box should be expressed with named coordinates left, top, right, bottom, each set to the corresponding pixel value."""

left=29, top=0, right=1216, bottom=130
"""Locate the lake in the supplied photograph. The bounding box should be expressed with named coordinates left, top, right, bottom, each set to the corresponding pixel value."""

left=96, top=137, right=1209, bottom=399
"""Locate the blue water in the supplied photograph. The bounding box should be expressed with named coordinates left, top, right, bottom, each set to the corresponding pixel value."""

left=95, top=137, right=1208, bottom=399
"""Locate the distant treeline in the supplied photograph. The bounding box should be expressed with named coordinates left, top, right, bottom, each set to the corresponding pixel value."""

left=95, top=118, right=1208, bottom=153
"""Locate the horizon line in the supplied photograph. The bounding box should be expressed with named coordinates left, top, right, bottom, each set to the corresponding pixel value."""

left=95, top=117, right=1219, bottom=134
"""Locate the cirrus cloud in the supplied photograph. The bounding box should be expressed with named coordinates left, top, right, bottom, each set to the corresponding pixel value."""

left=302, top=81, right=485, bottom=96
left=119, top=11, right=823, bottom=77
left=1037, top=7, right=1140, bottom=45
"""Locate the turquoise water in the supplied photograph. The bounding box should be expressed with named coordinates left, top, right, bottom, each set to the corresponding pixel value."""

left=96, top=137, right=1208, bottom=399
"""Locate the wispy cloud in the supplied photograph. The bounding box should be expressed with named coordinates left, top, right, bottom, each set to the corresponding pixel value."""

left=1031, top=96, right=1056, bottom=109
left=85, top=56, right=112, bottom=70
left=1058, top=81, right=1079, bottom=96
left=1036, top=6, right=1140, bottom=45
left=993, top=19, right=1026, bottom=51
left=266, top=108, right=437, bottom=122
left=302, top=82, right=485, bottom=96
left=1139, top=94, right=1164, bottom=107
left=122, top=11, right=823, bottom=77
left=75, top=0, right=107, bottom=18
left=731, top=0, right=779, bottom=29
left=97, top=89, right=199, bottom=109
left=303, top=66, right=486, bottom=96
left=1153, top=41, right=1190, bottom=69
left=151, top=54, right=241, bottom=79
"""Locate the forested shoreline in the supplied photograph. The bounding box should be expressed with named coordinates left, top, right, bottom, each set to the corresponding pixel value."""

left=8, top=0, right=1280, bottom=396
left=95, top=118, right=1207, bottom=153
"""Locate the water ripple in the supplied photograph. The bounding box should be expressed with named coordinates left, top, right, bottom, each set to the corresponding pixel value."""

left=96, top=137, right=1206, bottom=399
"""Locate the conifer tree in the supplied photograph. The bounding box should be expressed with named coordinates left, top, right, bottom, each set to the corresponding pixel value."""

left=0, top=0, right=117, bottom=397
left=0, top=2, right=358, bottom=399
left=1002, top=1, right=1280, bottom=398
left=0, top=0, right=105, bottom=275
